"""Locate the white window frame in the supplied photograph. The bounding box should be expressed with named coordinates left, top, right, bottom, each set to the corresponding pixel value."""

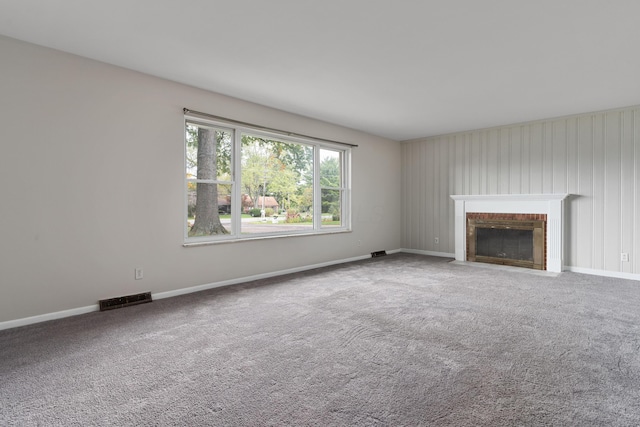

left=318, top=148, right=348, bottom=228
left=184, top=115, right=351, bottom=245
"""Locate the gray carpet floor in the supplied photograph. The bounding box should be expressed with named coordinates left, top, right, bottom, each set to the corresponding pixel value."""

left=2, top=253, right=640, bottom=426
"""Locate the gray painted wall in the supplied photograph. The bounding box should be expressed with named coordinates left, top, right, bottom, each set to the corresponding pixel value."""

left=0, top=36, right=402, bottom=324
left=402, top=106, right=640, bottom=277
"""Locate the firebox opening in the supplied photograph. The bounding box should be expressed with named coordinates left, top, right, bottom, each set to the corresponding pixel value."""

left=467, top=214, right=546, bottom=270
left=476, top=228, right=534, bottom=262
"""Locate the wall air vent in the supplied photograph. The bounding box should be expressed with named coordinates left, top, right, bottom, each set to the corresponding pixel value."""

left=99, top=292, right=152, bottom=311
left=371, top=250, right=387, bottom=258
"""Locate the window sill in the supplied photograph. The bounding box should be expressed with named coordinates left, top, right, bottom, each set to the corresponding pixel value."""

left=183, top=228, right=352, bottom=247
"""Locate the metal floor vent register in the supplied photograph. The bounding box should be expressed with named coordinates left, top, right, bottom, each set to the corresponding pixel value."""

left=371, top=250, right=387, bottom=258
left=99, top=292, right=152, bottom=311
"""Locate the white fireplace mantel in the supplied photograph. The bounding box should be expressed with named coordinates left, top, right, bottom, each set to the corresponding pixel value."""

left=450, top=194, right=570, bottom=272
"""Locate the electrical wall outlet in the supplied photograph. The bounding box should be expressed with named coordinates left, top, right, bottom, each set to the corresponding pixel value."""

left=135, top=268, right=144, bottom=280
left=621, top=253, right=629, bottom=262
left=434, top=237, right=439, bottom=244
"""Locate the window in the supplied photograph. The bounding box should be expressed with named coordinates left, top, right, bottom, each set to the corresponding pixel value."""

left=185, top=116, right=351, bottom=243
left=320, top=149, right=345, bottom=228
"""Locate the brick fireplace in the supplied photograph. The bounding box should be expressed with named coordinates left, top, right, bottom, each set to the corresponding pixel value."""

left=450, top=194, right=569, bottom=272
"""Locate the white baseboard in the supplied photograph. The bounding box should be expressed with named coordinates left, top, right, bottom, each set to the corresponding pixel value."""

left=153, top=253, right=375, bottom=300
left=0, top=252, right=379, bottom=331
left=0, top=304, right=99, bottom=331
left=564, top=266, right=640, bottom=282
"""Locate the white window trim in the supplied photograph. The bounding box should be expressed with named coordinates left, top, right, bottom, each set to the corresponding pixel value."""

left=184, top=115, right=352, bottom=246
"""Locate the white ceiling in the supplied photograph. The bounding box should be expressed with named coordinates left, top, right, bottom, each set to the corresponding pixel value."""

left=2, top=1, right=640, bottom=141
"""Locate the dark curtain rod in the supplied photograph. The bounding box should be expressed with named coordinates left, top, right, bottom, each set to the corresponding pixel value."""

left=183, top=108, right=358, bottom=148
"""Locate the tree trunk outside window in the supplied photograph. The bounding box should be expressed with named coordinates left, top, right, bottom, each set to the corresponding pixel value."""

left=190, top=127, right=228, bottom=236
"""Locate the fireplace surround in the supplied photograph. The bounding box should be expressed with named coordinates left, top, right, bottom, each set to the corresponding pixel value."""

left=450, top=194, right=569, bottom=272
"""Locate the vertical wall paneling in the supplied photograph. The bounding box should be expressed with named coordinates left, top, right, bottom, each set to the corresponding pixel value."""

left=521, top=126, right=531, bottom=193
left=454, top=136, right=464, bottom=196
left=400, top=145, right=410, bottom=246
left=440, top=138, right=447, bottom=244
left=552, top=120, right=568, bottom=194
left=592, top=114, right=605, bottom=270
left=423, top=142, right=431, bottom=249
left=487, top=129, right=498, bottom=194
left=465, top=133, right=472, bottom=194
left=448, top=139, right=456, bottom=252
left=510, top=127, right=522, bottom=193
left=479, top=132, right=486, bottom=193
left=471, top=133, right=481, bottom=194
left=478, top=132, right=485, bottom=192
left=499, top=128, right=510, bottom=193
left=430, top=141, right=437, bottom=247
left=430, top=140, right=438, bottom=246
left=418, top=143, right=425, bottom=249
left=410, top=144, right=417, bottom=248
left=566, top=117, right=579, bottom=267
left=543, top=122, right=554, bottom=193
left=604, top=112, right=622, bottom=272
left=401, top=145, right=410, bottom=247
left=443, top=138, right=451, bottom=249
left=416, top=142, right=422, bottom=248
left=427, top=142, right=433, bottom=248
left=577, top=115, right=594, bottom=268
left=620, top=109, right=634, bottom=274
left=408, top=143, right=419, bottom=248
left=411, top=143, right=417, bottom=249
left=529, top=123, right=543, bottom=194
left=401, top=105, right=640, bottom=275
left=400, top=145, right=407, bottom=246
left=630, top=109, right=640, bottom=273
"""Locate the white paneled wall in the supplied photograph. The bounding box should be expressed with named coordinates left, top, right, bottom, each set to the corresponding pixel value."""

left=401, top=105, right=640, bottom=277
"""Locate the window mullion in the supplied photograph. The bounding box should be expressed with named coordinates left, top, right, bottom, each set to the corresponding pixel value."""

left=231, top=130, right=242, bottom=237
left=344, top=149, right=351, bottom=228
left=313, top=145, right=321, bottom=229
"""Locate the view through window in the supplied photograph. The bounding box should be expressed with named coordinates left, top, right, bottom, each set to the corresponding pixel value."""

left=185, top=116, right=350, bottom=243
